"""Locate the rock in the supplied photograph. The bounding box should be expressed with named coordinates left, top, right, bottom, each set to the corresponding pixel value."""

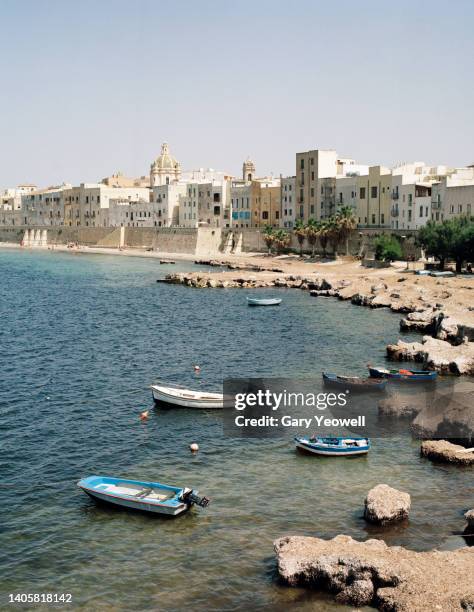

left=378, top=395, right=424, bottom=417
left=465, top=509, right=474, bottom=534
left=397, top=276, right=407, bottom=282
left=364, top=484, right=411, bottom=524
left=206, top=279, right=218, bottom=288
left=371, top=282, right=388, bottom=293
left=351, top=293, right=374, bottom=306
left=400, top=309, right=438, bottom=333
left=370, top=293, right=393, bottom=308
left=386, top=336, right=474, bottom=375
left=436, top=315, right=459, bottom=341
left=274, top=534, right=474, bottom=610
left=421, top=440, right=474, bottom=465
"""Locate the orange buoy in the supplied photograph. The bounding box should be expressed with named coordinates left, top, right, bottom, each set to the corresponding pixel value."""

left=139, top=410, right=149, bottom=420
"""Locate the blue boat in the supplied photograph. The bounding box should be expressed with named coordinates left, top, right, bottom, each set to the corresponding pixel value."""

left=368, top=366, right=437, bottom=381
left=295, top=436, right=371, bottom=456
left=247, top=297, right=282, bottom=306
left=322, top=371, right=386, bottom=391
left=77, top=475, right=209, bottom=516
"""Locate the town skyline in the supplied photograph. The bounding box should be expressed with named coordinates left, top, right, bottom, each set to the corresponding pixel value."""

left=1, top=0, right=473, bottom=189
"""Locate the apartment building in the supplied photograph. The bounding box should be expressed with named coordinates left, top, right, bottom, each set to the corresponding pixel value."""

left=280, top=176, right=296, bottom=228
left=356, top=166, right=392, bottom=227
left=295, top=149, right=338, bottom=221
left=179, top=179, right=230, bottom=228
left=431, top=168, right=474, bottom=222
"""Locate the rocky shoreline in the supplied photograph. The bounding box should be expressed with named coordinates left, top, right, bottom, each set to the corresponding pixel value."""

left=161, top=263, right=474, bottom=375
left=274, top=534, right=474, bottom=610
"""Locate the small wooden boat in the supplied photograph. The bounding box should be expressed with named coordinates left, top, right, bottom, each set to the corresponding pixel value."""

left=151, top=383, right=224, bottom=409
left=322, top=372, right=386, bottom=391
left=77, top=475, right=209, bottom=516
left=246, top=297, right=282, bottom=307
left=368, top=366, right=437, bottom=381
left=295, top=436, right=370, bottom=456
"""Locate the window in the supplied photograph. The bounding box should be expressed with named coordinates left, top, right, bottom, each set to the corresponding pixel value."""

left=371, top=186, right=377, bottom=198
left=310, top=188, right=314, bottom=197
left=408, top=210, right=412, bottom=222
left=419, top=206, right=423, bottom=217
left=371, top=214, right=376, bottom=224
left=310, top=157, right=314, bottom=165
left=300, top=159, right=304, bottom=170
left=311, top=171, right=314, bottom=181
left=262, top=211, right=268, bottom=219
left=310, top=205, right=314, bottom=214
left=360, top=187, right=366, bottom=199
left=276, top=211, right=279, bottom=219
left=381, top=213, right=384, bottom=224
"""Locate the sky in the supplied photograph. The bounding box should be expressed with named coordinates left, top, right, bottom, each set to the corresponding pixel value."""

left=0, top=0, right=473, bottom=189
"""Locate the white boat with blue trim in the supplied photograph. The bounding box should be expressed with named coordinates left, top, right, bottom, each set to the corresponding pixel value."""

left=77, top=475, right=209, bottom=516
left=246, top=297, right=282, bottom=306
left=295, top=436, right=371, bottom=456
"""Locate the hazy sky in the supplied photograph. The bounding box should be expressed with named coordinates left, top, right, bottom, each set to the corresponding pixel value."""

left=1, top=0, right=473, bottom=189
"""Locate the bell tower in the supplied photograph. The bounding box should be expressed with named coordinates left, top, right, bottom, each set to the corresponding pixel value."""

left=242, top=157, right=256, bottom=182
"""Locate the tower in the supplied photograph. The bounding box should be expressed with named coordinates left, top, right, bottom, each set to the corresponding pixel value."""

left=150, top=142, right=181, bottom=187
left=242, top=157, right=256, bottom=182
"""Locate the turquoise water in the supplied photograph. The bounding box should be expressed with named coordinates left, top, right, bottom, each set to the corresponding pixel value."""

left=0, top=249, right=472, bottom=611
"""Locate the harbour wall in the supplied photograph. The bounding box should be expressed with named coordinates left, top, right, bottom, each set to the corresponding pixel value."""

left=0, top=225, right=420, bottom=258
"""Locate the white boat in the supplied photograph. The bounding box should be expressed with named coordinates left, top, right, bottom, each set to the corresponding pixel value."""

left=151, top=383, right=224, bottom=409
left=295, top=436, right=370, bottom=456
left=77, top=475, right=209, bottom=516
left=246, top=297, right=282, bottom=306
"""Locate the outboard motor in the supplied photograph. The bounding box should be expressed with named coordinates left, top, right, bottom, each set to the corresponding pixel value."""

left=180, top=488, right=210, bottom=508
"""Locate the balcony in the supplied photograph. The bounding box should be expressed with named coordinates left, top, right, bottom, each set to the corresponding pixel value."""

left=391, top=207, right=399, bottom=217
left=391, top=191, right=399, bottom=200
left=431, top=199, right=441, bottom=210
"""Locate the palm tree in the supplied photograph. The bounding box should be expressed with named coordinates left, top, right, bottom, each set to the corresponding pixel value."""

left=262, top=225, right=275, bottom=254
left=294, top=219, right=306, bottom=255
left=273, top=229, right=291, bottom=254
left=335, top=206, right=357, bottom=256
left=326, top=216, right=340, bottom=257
left=317, top=221, right=329, bottom=258
left=305, top=218, right=320, bottom=257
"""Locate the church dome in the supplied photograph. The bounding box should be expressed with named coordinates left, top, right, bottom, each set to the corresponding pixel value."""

left=152, top=142, right=180, bottom=171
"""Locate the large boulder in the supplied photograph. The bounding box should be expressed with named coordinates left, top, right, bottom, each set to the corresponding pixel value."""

left=274, top=534, right=474, bottom=610
left=386, top=336, right=474, bottom=375
left=420, top=440, right=474, bottom=465
left=364, top=484, right=411, bottom=524
left=465, top=509, right=474, bottom=534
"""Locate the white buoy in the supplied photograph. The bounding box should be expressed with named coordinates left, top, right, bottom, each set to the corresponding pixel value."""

left=190, top=443, right=199, bottom=452
left=194, top=364, right=201, bottom=372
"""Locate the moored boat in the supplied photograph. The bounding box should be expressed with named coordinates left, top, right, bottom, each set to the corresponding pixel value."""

left=246, top=297, right=282, bottom=306
left=151, top=383, right=224, bottom=409
left=368, top=366, right=437, bottom=381
left=77, top=475, right=209, bottom=516
left=295, top=436, right=370, bottom=456
left=322, top=371, right=386, bottom=391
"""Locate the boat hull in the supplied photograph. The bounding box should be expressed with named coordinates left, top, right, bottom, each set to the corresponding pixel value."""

left=151, top=384, right=224, bottom=409
left=295, top=437, right=370, bottom=456
left=368, top=367, right=437, bottom=381
left=81, top=488, right=188, bottom=515
left=247, top=297, right=282, bottom=306
left=322, top=372, right=386, bottom=391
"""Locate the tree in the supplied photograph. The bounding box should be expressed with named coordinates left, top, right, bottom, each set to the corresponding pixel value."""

left=294, top=219, right=306, bottom=255
left=335, top=206, right=357, bottom=256
left=449, top=217, right=474, bottom=272
left=374, top=234, right=403, bottom=262
left=262, top=225, right=275, bottom=254
left=417, top=220, right=456, bottom=270
left=273, top=229, right=291, bottom=254
left=305, top=218, right=319, bottom=257
left=318, top=221, right=329, bottom=258
left=326, top=217, right=340, bottom=257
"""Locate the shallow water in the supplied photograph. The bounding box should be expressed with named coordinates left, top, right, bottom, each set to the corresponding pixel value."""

left=0, top=249, right=472, bottom=611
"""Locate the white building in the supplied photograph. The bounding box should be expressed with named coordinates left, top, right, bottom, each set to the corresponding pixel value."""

left=431, top=167, right=474, bottom=222
left=179, top=179, right=231, bottom=228
left=390, top=162, right=453, bottom=230
left=280, top=176, right=296, bottom=228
